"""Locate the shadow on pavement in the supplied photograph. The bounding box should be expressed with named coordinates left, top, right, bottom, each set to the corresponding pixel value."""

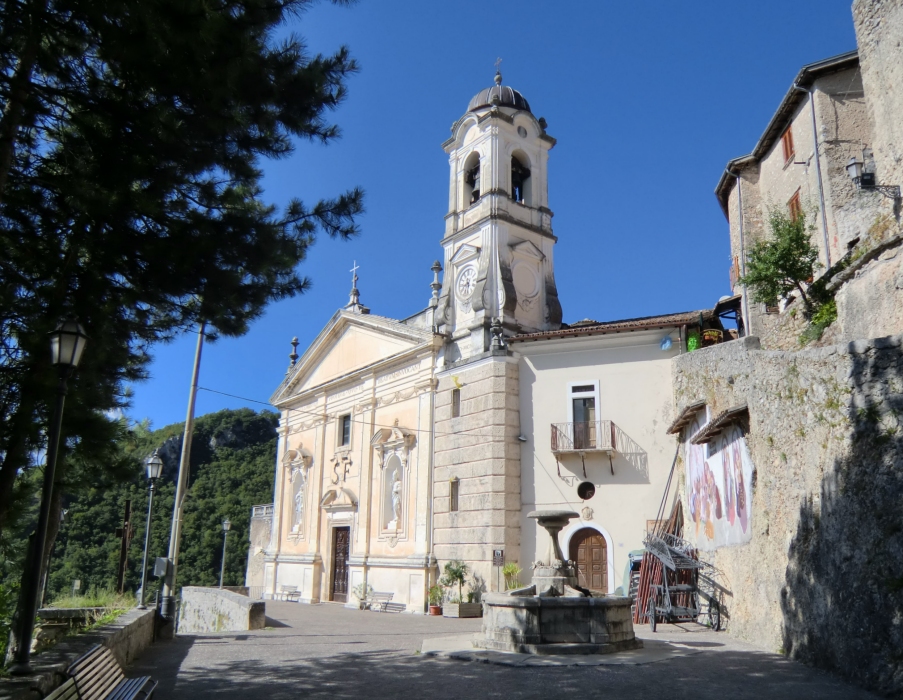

left=142, top=643, right=878, bottom=700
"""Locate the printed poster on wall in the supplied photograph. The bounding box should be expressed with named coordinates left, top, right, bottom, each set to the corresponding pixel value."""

left=685, top=412, right=753, bottom=551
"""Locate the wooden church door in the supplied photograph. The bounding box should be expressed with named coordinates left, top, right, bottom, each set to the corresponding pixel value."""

left=569, top=528, right=607, bottom=593
left=331, top=527, right=350, bottom=602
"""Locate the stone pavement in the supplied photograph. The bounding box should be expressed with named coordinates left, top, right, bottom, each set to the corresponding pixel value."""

left=130, top=600, right=878, bottom=699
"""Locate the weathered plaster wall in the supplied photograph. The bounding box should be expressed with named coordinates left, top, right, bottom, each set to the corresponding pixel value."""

left=672, top=335, right=903, bottom=696
left=854, top=0, right=903, bottom=192
left=178, top=587, right=265, bottom=634
left=244, top=508, right=272, bottom=594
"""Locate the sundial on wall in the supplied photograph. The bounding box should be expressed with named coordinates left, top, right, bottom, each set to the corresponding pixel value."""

left=456, top=266, right=477, bottom=300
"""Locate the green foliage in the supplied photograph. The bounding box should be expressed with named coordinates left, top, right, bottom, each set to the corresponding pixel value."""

left=799, top=299, right=838, bottom=345
left=48, top=588, right=135, bottom=610
left=439, top=559, right=469, bottom=604
left=0, top=0, right=363, bottom=538
left=501, top=562, right=522, bottom=590
left=427, top=584, right=443, bottom=606
left=36, top=408, right=277, bottom=602
left=740, top=210, right=821, bottom=312
left=352, top=583, right=374, bottom=603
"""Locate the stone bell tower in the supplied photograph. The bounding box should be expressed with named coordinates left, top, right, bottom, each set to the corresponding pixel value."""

left=435, top=70, right=562, bottom=364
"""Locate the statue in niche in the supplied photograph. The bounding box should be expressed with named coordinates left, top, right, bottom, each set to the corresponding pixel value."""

left=387, top=469, right=402, bottom=530
left=291, top=468, right=306, bottom=533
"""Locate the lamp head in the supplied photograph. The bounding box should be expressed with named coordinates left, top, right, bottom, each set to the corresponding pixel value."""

left=846, top=156, right=864, bottom=181
left=145, top=449, right=164, bottom=481
left=222, top=519, right=231, bottom=532
left=49, top=319, right=88, bottom=368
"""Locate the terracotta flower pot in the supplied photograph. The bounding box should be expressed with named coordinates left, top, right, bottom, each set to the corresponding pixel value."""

left=429, top=605, right=442, bottom=616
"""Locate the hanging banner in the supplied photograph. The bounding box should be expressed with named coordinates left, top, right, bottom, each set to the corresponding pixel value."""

left=685, top=413, right=753, bottom=551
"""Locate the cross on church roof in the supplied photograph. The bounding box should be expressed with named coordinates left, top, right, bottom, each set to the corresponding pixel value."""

left=350, top=260, right=359, bottom=290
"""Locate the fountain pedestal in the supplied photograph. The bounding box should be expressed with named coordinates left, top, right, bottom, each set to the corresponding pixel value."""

left=476, top=510, right=641, bottom=655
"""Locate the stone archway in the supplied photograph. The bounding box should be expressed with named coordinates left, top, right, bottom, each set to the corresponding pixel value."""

left=568, top=527, right=608, bottom=593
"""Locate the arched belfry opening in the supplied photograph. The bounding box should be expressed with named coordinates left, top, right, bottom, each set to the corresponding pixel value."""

left=511, top=153, right=531, bottom=206
left=463, top=151, right=481, bottom=206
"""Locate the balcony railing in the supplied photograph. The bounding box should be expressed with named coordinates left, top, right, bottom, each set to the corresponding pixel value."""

left=551, top=420, right=617, bottom=453
left=251, top=504, right=274, bottom=519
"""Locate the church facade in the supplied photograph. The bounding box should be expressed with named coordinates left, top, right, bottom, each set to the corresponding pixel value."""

left=250, top=74, right=718, bottom=611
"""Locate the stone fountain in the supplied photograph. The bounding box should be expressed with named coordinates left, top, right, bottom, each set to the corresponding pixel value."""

left=476, top=510, right=641, bottom=655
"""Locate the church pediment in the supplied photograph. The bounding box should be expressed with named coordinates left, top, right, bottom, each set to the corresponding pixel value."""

left=320, top=487, right=358, bottom=509
left=450, top=243, right=481, bottom=265
left=272, top=311, right=432, bottom=405
left=510, top=240, right=545, bottom=260
left=370, top=426, right=415, bottom=449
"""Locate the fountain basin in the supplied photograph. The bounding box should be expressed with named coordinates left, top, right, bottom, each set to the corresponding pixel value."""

left=477, top=594, right=641, bottom=655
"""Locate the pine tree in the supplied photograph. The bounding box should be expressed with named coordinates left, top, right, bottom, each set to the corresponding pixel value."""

left=0, top=0, right=363, bottom=536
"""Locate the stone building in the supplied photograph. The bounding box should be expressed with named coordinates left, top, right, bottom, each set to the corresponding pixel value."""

left=713, top=50, right=900, bottom=342
left=248, top=73, right=718, bottom=611
left=668, top=1, right=903, bottom=694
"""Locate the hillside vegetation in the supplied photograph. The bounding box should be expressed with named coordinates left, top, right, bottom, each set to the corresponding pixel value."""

left=43, top=408, right=276, bottom=600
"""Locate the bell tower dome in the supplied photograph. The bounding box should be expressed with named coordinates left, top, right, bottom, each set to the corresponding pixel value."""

left=435, top=71, right=562, bottom=364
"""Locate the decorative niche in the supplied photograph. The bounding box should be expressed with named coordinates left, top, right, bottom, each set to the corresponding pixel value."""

left=282, top=446, right=313, bottom=539
left=370, top=425, right=415, bottom=538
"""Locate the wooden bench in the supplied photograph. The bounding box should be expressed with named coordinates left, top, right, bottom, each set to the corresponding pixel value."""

left=67, top=644, right=157, bottom=700
left=361, top=592, right=405, bottom=613
left=277, top=585, right=301, bottom=602
left=46, top=679, right=79, bottom=700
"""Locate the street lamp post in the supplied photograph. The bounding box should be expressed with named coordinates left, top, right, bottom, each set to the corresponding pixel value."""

left=219, top=520, right=231, bottom=589
left=11, top=320, right=88, bottom=675
left=39, top=508, right=67, bottom=609
left=138, top=451, right=163, bottom=610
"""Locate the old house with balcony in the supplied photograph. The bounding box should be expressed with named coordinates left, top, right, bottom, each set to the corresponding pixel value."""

left=247, top=71, right=721, bottom=611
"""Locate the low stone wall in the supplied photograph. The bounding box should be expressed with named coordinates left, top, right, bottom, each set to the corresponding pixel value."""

left=177, top=587, right=265, bottom=634
left=672, top=333, right=903, bottom=695
left=0, top=607, right=155, bottom=700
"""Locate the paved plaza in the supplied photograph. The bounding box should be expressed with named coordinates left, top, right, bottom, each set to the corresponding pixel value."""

left=130, top=601, right=878, bottom=699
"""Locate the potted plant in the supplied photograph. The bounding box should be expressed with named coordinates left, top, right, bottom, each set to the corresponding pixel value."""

left=502, top=562, right=522, bottom=590
left=440, top=560, right=482, bottom=618
left=428, top=585, right=443, bottom=616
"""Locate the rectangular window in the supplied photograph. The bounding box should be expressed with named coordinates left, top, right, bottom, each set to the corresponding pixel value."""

left=451, top=388, right=461, bottom=418
left=572, top=397, right=597, bottom=449
left=338, top=414, right=351, bottom=446
left=449, top=477, right=459, bottom=512
left=781, top=126, right=795, bottom=165
left=571, top=384, right=595, bottom=394
left=788, top=190, right=802, bottom=221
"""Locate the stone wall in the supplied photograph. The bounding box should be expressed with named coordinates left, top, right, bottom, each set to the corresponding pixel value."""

left=177, top=587, right=265, bottom=634
left=854, top=0, right=903, bottom=193
left=433, top=353, right=521, bottom=591
left=672, top=334, right=903, bottom=695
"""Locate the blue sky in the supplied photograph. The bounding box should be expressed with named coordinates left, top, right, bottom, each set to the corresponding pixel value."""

left=129, top=0, right=858, bottom=430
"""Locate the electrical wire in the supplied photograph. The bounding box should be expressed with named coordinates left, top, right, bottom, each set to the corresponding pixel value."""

left=196, top=385, right=515, bottom=441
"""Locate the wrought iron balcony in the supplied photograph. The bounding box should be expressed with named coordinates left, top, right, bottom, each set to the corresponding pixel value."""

left=551, top=420, right=617, bottom=454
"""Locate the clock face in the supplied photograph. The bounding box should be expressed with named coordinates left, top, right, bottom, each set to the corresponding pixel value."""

left=456, top=267, right=477, bottom=300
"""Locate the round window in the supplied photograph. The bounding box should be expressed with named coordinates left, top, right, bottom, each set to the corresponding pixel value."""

left=517, top=126, right=527, bottom=138
left=577, top=481, right=596, bottom=500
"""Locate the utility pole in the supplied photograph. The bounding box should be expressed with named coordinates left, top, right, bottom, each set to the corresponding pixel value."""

left=160, top=322, right=205, bottom=630
left=114, top=500, right=134, bottom=594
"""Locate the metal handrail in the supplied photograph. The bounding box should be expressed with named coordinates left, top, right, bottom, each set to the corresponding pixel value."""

left=251, top=504, right=274, bottom=518
left=550, top=420, right=616, bottom=452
